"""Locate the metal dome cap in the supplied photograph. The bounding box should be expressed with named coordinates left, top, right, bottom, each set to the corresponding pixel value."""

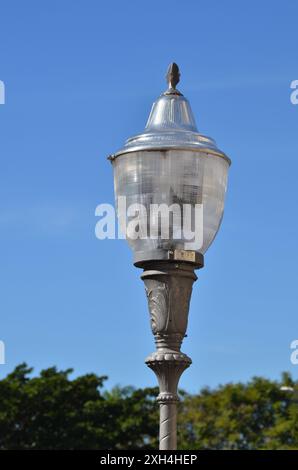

left=111, top=63, right=231, bottom=165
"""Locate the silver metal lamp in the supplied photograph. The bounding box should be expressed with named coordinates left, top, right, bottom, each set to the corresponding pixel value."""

left=109, top=63, right=231, bottom=450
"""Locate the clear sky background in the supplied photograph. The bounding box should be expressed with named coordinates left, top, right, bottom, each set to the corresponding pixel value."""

left=0, top=0, right=297, bottom=393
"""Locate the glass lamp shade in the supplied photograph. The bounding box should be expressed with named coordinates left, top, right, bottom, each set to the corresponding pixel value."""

left=110, top=66, right=231, bottom=264
left=113, top=149, right=229, bottom=256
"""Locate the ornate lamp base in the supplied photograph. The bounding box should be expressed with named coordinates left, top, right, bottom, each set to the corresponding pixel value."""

left=138, top=259, right=203, bottom=450
left=145, top=350, right=191, bottom=449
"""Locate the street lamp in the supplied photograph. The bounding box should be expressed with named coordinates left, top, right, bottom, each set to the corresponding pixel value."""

left=109, top=63, right=231, bottom=450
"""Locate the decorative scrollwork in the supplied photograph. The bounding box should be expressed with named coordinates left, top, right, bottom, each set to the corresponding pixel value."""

left=145, top=285, right=169, bottom=335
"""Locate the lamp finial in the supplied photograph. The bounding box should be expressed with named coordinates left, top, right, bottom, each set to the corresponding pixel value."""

left=165, top=63, right=182, bottom=95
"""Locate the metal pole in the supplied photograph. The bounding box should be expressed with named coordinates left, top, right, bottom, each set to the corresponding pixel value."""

left=140, top=260, right=200, bottom=450
left=159, top=402, right=177, bottom=450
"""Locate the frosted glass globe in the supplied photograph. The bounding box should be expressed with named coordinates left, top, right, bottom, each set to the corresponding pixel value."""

left=113, top=149, right=229, bottom=255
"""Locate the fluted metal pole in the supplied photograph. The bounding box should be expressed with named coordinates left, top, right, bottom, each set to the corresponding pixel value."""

left=140, top=260, right=201, bottom=450
left=159, top=402, right=177, bottom=450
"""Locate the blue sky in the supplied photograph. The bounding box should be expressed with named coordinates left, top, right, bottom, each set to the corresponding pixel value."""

left=0, top=0, right=298, bottom=393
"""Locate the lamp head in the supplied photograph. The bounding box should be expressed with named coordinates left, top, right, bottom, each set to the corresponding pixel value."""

left=109, top=64, right=231, bottom=266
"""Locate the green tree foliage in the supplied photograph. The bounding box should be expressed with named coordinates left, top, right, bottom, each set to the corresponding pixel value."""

left=0, top=364, right=297, bottom=449
left=0, top=363, right=158, bottom=449
left=178, top=375, right=298, bottom=450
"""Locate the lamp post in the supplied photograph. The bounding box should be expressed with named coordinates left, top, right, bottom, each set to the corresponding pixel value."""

left=109, top=63, right=231, bottom=450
